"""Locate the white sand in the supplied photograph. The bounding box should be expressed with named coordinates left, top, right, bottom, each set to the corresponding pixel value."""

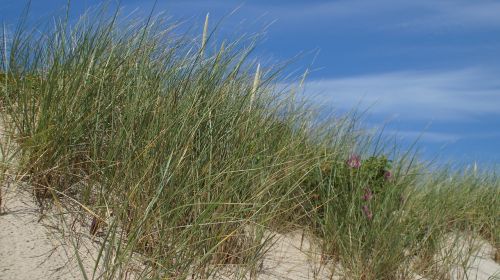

left=254, top=230, right=335, bottom=279
left=1, top=185, right=500, bottom=280
left=444, top=234, right=500, bottom=280
left=0, top=185, right=97, bottom=280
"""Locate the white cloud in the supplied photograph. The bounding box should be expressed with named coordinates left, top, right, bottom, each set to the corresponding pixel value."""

left=303, top=67, right=500, bottom=121
left=391, top=1, right=500, bottom=30
left=384, top=130, right=461, bottom=143
left=117, top=0, right=500, bottom=35
left=248, top=0, right=500, bottom=30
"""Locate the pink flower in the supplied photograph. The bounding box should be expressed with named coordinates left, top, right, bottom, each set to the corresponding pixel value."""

left=361, top=205, right=373, bottom=220
left=362, top=187, right=373, bottom=201
left=384, top=170, right=392, bottom=180
left=346, top=154, right=361, bottom=168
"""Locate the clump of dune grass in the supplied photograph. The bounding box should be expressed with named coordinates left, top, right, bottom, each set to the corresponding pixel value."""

left=1, top=6, right=346, bottom=278
left=1, top=4, right=499, bottom=280
left=406, top=168, right=500, bottom=278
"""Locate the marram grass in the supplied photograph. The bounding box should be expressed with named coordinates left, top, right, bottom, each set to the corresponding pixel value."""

left=0, top=6, right=498, bottom=280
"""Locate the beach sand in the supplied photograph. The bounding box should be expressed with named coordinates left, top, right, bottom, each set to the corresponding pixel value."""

left=0, top=185, right=98, bottom=280
left=1, top=185, right=499, bottom=280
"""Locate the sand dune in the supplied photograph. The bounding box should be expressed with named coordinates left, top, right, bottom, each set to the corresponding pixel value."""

left=1, top=185, right=499, bottom=280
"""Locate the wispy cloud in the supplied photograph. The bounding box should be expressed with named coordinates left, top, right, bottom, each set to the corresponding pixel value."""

left=245, top=0, right=500, bottom=31
left=384, top=130, right=461, bottom=143
left=390, top=1, right=500, bottom=30
left=304, top=67, right=500, bottom=121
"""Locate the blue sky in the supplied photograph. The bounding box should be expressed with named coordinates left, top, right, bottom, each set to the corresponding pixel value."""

left=2, top=0, right=500, bottom=167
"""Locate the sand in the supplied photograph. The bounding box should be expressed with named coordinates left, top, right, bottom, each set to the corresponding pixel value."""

left=0, top=185, right=96, bottom=280
left=1, top=185, right=499, bottom=280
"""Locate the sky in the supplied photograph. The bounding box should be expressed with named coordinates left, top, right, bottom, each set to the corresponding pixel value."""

left=2, top=0, right=500, bottom=168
